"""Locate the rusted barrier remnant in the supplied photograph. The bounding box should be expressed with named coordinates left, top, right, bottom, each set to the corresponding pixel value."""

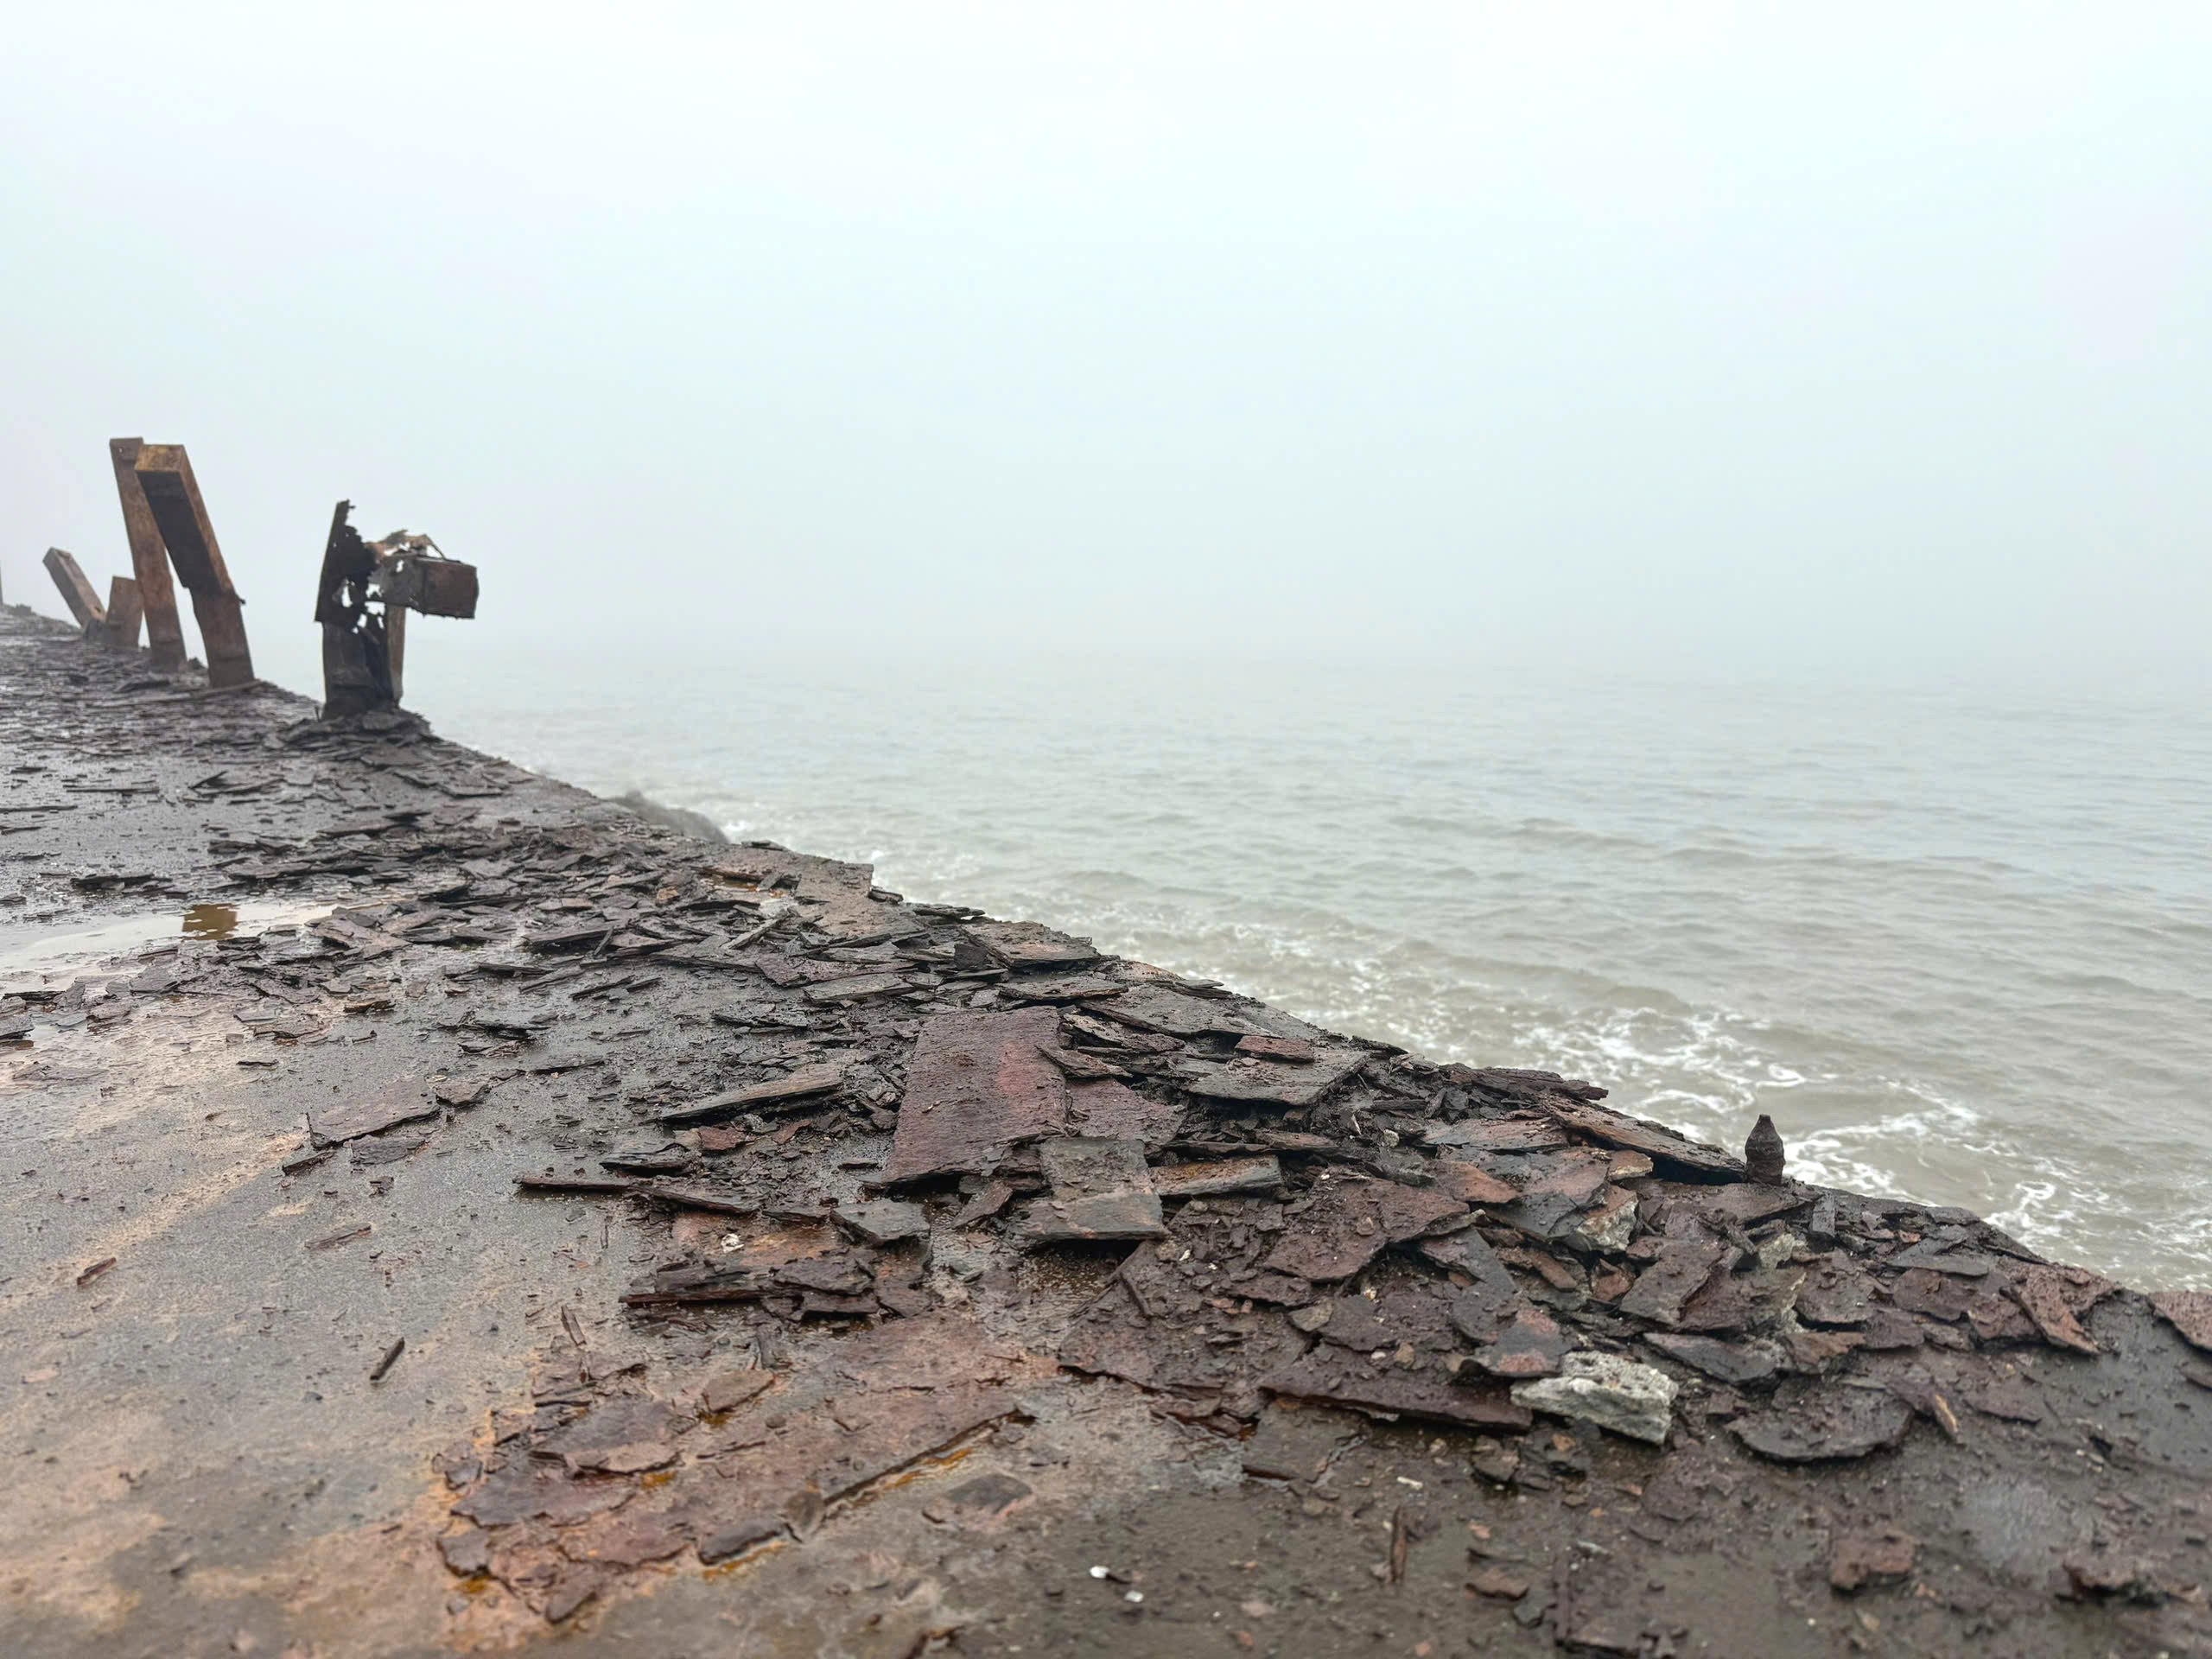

left=315, top=500, right=477, bottom=718
left=130, top=443, right=252, bottom=689
left=41, top=548, right=105, bottom=633
left=102, top=576, right=144, bottom=650
left=41, top=550, right=145, bottom=652
left=109, top=438, right=187, bottom=671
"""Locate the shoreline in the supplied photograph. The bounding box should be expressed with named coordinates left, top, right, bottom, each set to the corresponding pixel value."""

left=3, top=600, right=2209, bottom=1656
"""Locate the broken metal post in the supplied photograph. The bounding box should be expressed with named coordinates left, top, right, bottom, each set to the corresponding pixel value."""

left=110, top=437, right=187, bottom=671
left=130, top=443, right=253, bottom=689
left=41, top=548, right=105, bottom=633
left=103, top=576, right=145, bottom=651
left=385, top=603, right=406, bottom=704
left=313, top=499, right=474, bottom=719
left=315, top=499, right=388, bottom=717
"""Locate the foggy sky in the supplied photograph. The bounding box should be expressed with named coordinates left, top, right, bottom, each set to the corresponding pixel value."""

left=3, top=4, right=2207, bottom=695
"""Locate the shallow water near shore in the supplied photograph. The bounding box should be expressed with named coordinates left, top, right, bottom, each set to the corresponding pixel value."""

left=408, top=646, right=2212, bottom=1289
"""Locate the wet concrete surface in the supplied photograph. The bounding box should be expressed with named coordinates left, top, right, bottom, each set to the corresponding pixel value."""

left=3, top=602, right=2209, bottom=1657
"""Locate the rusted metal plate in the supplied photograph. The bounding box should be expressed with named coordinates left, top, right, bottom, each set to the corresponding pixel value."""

left=314, top=499, right=375, bottom=626
left=535, top=1395, right=690, bottom=1474
left=1422, top=1116, right=1569, bottom=1154
left=1183, top=1046, right=1363, bottom=1109
left=1262, top=1177, right=1466, bottom=1281
left=697, top=1379, right=1020, bottom=1524
left=884, top=1007, right=1068, bottom=1183
left=110, top=436, right=185, bottom=670
left=1618, top=1237, right=1730, bottom=1327
left=1149, top=1154, right=1281, bottom=1198
left=308, top=1083, right=438, bottom=1144
left=1260, top=1349, right=1532, bottom=1431
left=131, top=444, right=232, bottom=592
left=1022, top=1136, right=1164, bottom=1243
left=2152, top=1289, right=2212, bottom=1352
left=1538, top=1093, right=1744, bottom=1182
left=1730, top=1389, right=1914, bottom=1463
left=1236, top=1033, right=1317, bottom=1063
left=963, top=919, right=1098, bottom=970
left=659, top=1062, right=844, bottom=1125
left=1241, top=1403, right=1368, bottom=1480
left=316, top=500, right=395, bottom=715
left=1003, top=974, right=1123, bottom=1003
left=1431, top=1160, right=1517, bottom=1205
left=803, top=969, right=908, bottom=1004
left=1058, top=1246, right=1307, bottom=1398
left=1095, top=982, right=1261, bottom=1039
left=2011, top=1265, right=2107, bottom=1356
left=1063, top=1077, right=1179, bottom=1145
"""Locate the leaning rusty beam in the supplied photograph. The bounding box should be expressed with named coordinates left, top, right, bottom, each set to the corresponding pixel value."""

left=41, top=548, right=105, bottom=632
left=131, top=443, right=253, bottom=689
left=110, top=437, right=186, bottom=671
left=103, top=576, right=145, bottom=651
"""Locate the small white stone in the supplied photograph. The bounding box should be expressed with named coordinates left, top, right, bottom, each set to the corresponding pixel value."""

left=1569, top=1191, right=1639, bottom=1255
left=1510, top=1351, right=1678, bottom=1445
left=1758, top=1229, right=1803, bottom=1272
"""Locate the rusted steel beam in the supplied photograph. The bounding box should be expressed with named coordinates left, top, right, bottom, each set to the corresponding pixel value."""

left=110, top=437, right=186, bottom=671
left=103, top=576, right=145, bottom=650
left=316, top=499, right=390, bottom=717
left=131, top=443, right=253, bottom=689
left=41, top=548, right=105, bottom=632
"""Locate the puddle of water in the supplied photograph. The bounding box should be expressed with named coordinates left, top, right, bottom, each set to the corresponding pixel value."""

left=0, top=899, right=334, bottom=985
left=181, top=903, right=242, bottom=940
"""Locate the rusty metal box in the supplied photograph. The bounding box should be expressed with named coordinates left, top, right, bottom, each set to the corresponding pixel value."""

left=377, top=554, right=479, bottom=619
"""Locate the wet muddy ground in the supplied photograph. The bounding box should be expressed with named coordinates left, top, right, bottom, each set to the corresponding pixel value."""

left=3, top=602, right=2208, bottom=1658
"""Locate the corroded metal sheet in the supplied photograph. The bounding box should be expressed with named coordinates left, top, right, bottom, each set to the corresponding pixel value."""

left=308, top=1082, right=438, bottom=1144
left=1262, top=1176, right=1466, bottom=1281
left=1182, top=1046, right=1363, bottom=1108
left=1540, top=1092, right=1745, bottom=1181
left=1260, top=1348, right=1532, bottom=1430
left=884, top=1007, right=1067, bottom=1183
left=660, top=1062, right=844, bottom=1125
left=1022, top=1136, right=1163, bottom=1243
left=963, top=919, right=1098, bottom=970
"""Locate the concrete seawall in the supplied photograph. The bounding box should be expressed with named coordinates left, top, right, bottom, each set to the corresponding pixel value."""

left=3, top=601, right=2207, bottom=1656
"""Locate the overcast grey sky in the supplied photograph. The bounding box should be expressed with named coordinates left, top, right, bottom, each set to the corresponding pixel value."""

left=3, top=4, right=2207, bottom=692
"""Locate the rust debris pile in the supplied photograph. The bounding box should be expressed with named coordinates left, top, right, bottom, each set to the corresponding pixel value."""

left=390, top=849, right=2204, bottom=1633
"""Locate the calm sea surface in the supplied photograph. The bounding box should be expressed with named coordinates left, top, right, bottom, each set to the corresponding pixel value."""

left=409, top=648, right=2212, bottom=1288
